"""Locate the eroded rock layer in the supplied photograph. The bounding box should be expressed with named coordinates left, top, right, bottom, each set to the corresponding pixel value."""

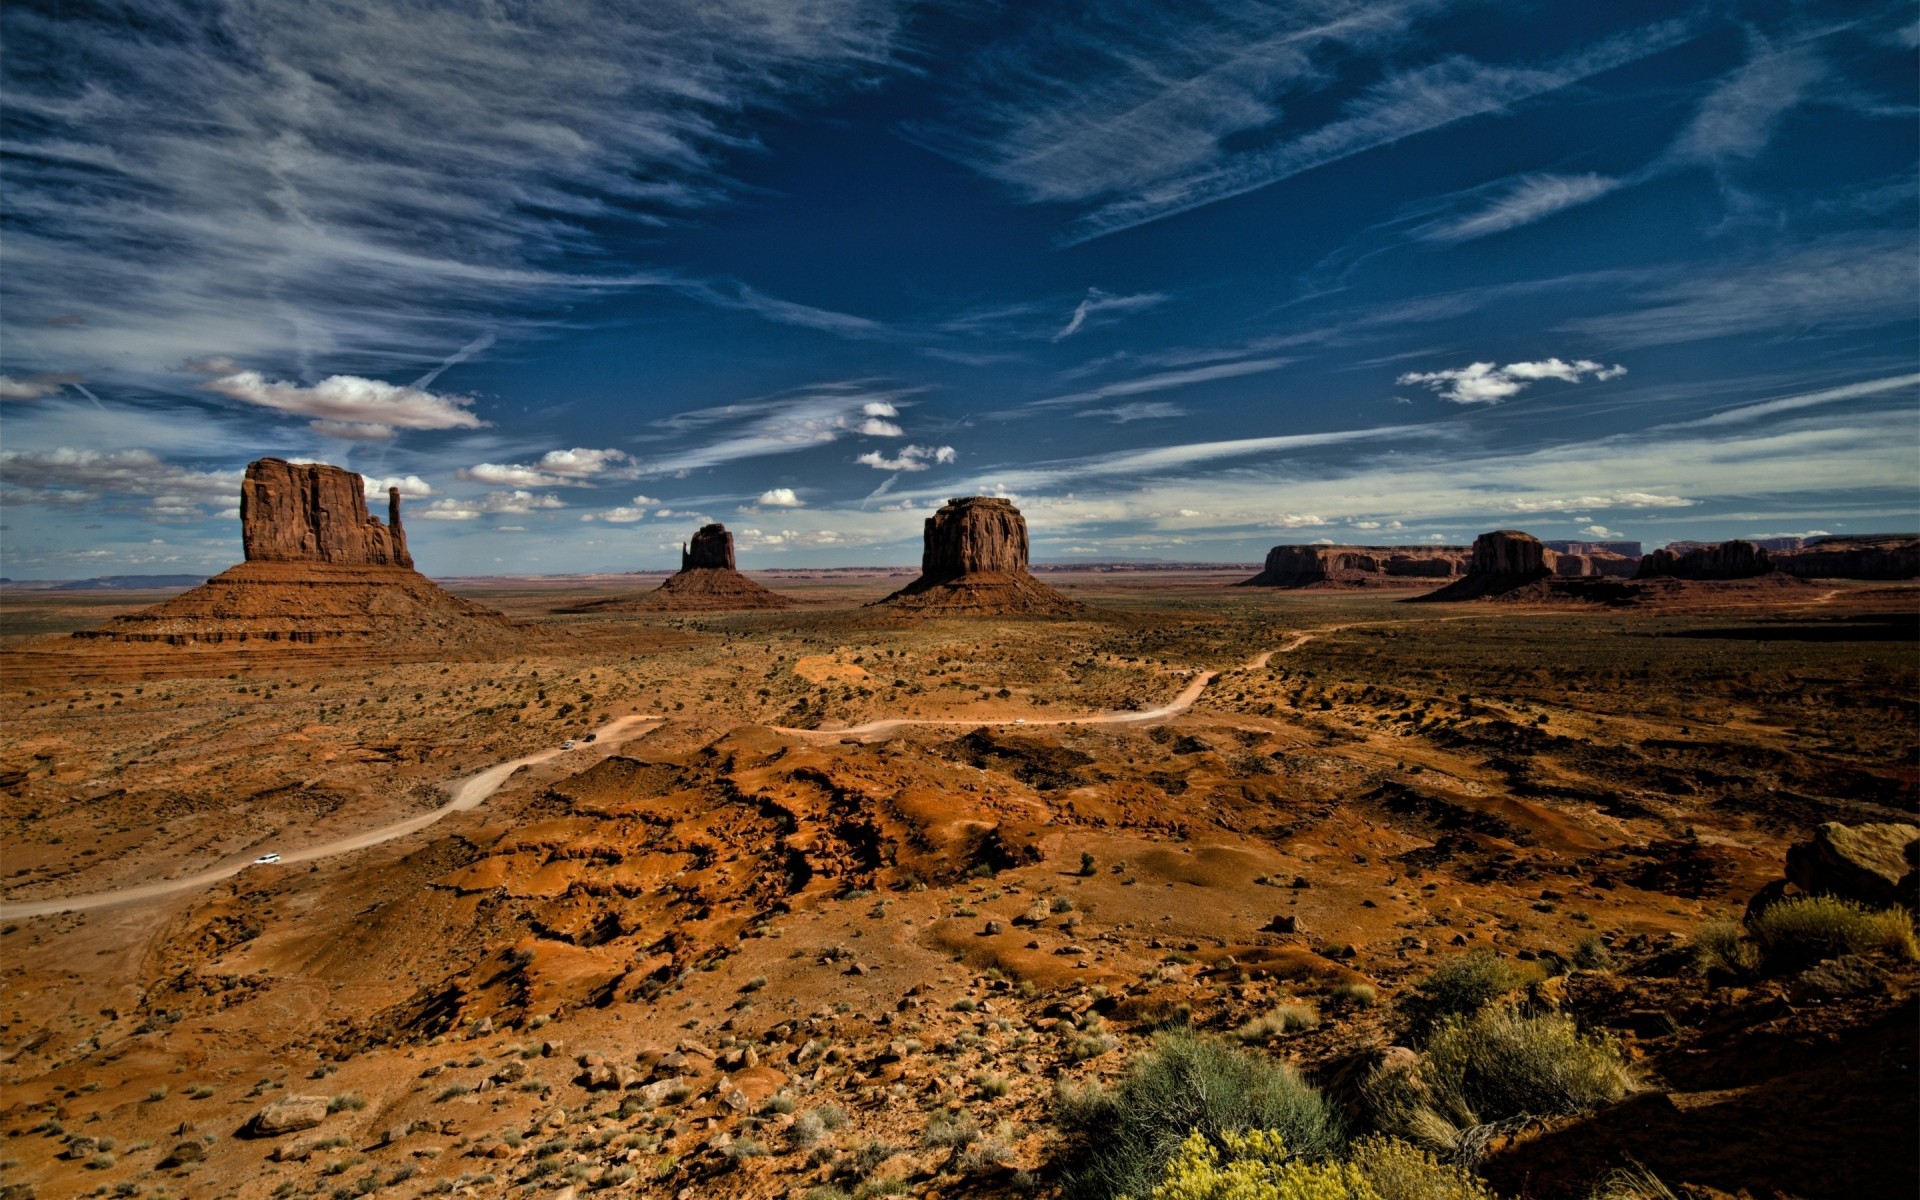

left=1637, top=540, right=1774, bottom=581
left=681, top=524, right=735, bottom=571
left=241, top=458, right=412, bottom=568
left=873, top=497, right=1079, bottom=615
left=1414, top=530, right=1557, bottom=601
left=1775, top=535, right=1919, bottom=580
left=1237, top=544, right=1468, bottom=588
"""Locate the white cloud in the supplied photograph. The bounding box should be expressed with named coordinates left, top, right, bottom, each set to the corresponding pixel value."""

left=862, top=401, right=899, bottom=418
left=1421, top=173, right=1622, bottom=243
left=203, top=371, right=484, bottom=435
left=1578, top=524, right=1622, bottom=538
left=633, top=384, right=929, bottom=475
left=856, top=444, right=958, bottom=472
left=0, top=448, right=241, bottom=513
left=1492, top=491, right=1690, bottom=513
left=458, top=447, right=635, bottom=487
left=416, top=490, right=564, bottom=520
left=310, top=420, right=399, bottom=441
left=1398, top=358, right=1626, bottom=404
left=757, top=487, right=805, bottom=507
left=1270, top=513, right=1328, bottom=528
left=0, top=374, right=79, bottom=401
left=584, top=506, right=650, bottom=523
left=1053, top=289, right=1168, bottom=340
left=363, top=474, right=433, bottom=499
left=858, top=417, right=905, bottom=436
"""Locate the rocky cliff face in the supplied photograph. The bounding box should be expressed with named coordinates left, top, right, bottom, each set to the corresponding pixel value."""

left=875, top=497, right=1078, bottom=614
left=919, top=497, right=1029, bottom=582
left=1238, top=544, right=1467, bottom=588
left=1636, top=540, right=1772, bottom=580
left=240, top=458, right=412, bottom=568
left=1774, top=535, right=1920, bottom=580
left=681, top=524, right=735, bottom=571
left=1415, top=530, right=1555, bottom=601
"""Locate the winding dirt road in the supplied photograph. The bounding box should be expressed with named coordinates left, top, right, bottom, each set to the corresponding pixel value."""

left=2, top=630, right=1335, bottom=918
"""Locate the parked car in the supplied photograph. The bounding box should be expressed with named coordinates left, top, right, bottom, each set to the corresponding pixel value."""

left=252, top=853, right=281, bottom=865
left=562, top=740, right=576, bottom=750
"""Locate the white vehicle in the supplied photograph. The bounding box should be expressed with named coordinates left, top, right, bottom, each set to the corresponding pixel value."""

left=562, top=740, right=577, bottom=750
left=252, top=853, right=281, bottom=865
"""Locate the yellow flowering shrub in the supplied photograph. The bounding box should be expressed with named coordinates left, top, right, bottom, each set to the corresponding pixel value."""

left=1129, top=1130, right=1496, bottom=1200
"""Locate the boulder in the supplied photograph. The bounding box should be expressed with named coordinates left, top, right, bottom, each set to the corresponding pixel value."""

left=241, top=458, right=411, bottom=567
left=872, top=497, right=1079, bottom=615
left=1784, top=821, right=1920, bottom=909
left=247, top=1094, right=331, bottom=1137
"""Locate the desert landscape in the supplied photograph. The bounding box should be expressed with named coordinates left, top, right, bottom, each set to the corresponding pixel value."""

left=5, top=3, right=1915, bottom=1198
left=0, top=471, right=1914, bottom=1200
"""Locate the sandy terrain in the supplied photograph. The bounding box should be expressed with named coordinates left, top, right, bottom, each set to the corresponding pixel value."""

left=0, top=574, right=1913, bottom=1199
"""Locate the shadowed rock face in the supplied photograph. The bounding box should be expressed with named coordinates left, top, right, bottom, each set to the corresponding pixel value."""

left=1637, top=541, right=1773, bottom=581
left=920, top=496, right=1029, bottom=582
left=1238, top=544, right=1467, bottom=588
left=874, top=497, right=1078, bottom=614
left=1471, top=529, right=1549, bottom=579
left=681, top=524, right=735, bottom=571
left=240, top=458, right=412, bottom=568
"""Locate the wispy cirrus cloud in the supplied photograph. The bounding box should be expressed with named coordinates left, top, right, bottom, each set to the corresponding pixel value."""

left=1031, top=357, right=1293, bottom=410
left=417, top=490, right=566, bottom=520
left=1054, top=289, right=1169, bottom=340
left=1418, top=173, right=1624, bottom=243
left=1665, top=41, right=1826, bottom=167
left=633, top=383, right=927, bottom=476
left=201, top=371, right=486, bottom=437
left=1, top=0, right=905, bottom=380
left=1663, top=372, right=1920, bottom=429
left=918, top=5, right=1695, bottom=244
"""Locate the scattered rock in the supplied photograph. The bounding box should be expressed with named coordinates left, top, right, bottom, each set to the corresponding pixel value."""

left=247, top=1094, right=331, bottom=1137
left=1785, top=821, right=1920, bottom=908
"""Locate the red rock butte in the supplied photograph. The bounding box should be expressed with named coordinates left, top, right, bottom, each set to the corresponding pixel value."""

left=74, top=458, right=519, bottom=647
left=872, top=496, right=1080, bottom=615
left=1238, top=543, right=1468, bottom=589
left=553, top=523, right=794, bottom=613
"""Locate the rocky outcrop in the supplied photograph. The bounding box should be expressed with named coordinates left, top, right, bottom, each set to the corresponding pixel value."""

left=1237, top=544, right=1468, bottom=588
left=680, top=524, right=734, bottom=570
left=76, top=459, right=522, bottom=648
left=1413, top=530, right=1555, bottom=601
left=1588, top=552, right=1640, bottom=579
left=1785, top=822, right=1920, bottom=909
left=1774, top=535, right=1920, bottom=581
left=241, top=458, right=411, bottom=568
left=873, top=497, right=1079, bottom=615
left=1553, top=553, right=1593, bottom=578
left=555, top=523, right=793, bottom=612
left=1637, top=540, right=1773, bottom=580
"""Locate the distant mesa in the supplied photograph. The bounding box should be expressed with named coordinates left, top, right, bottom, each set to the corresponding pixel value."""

left=74, top=457, right=519, bottom=647
left=1636, top=539, right=1773, bottom=581
left=871, top=496, right=1081, bottom=615
left=553, top=523, right=795, bottom=613
left=1238, top=543, right=1468, bottom=589
left=1413, top=530, right=1556, bottom=602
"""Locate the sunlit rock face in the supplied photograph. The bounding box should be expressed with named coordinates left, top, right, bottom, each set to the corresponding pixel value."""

left=240, top=458, right=412, bottom=568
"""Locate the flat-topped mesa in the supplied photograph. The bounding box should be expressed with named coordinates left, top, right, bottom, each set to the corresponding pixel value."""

left=1636, top=540, right=1773, bottom=581
left=873, top=497, right=1080, bottom=615
left=241, top=458, right=412, bottom=568
left=1413, top=529, right=1557, bottom=602
left=1238, top=544, right=1468, bottom=588
left=680, top=523, right=735, bottom=571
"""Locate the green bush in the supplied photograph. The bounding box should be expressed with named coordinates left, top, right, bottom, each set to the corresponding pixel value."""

left=1055, top=1029, right=1341, bottom=1199
left=1747, top=896, right=1917, bottom=972
left=1419, top=1006, right=1632, bottom=1132
left=1692, top=920, right=1760, bottom=977
left=1397, top=951, right=1525, bottom=1042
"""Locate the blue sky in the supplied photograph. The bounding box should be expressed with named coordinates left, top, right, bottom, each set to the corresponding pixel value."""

left=2, top=0, right=1915, bottom=577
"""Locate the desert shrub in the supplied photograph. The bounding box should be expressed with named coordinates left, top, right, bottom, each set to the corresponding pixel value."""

left=1055, top=1029, right=1340, bottom=1199
left=790, top=1111, right=829, bottom=1149
left=1127, top=1129, right=1492, bottom=1200
left=1329, top=984, right=1377, bottom=1008
left=724, top=1137, right=766, bottom=1164
left=1692, top=920, right=1760, bottom=977
left=1397, top=951, right=1525, bottom=1041
left=1587, top=1161, right=1681, bottom=1200
left=1571, top=936, right=1613, bottom=971
left=923, top=1109, right=980, bottom=1148
left=1235, top=1003, right=1320, bottom=1041
left=327, top=1093, right=366, bottom=1113
left=1419, top=1006, right=1632, bottom=1132
left=1746, top=896, right=1917, bottom=972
